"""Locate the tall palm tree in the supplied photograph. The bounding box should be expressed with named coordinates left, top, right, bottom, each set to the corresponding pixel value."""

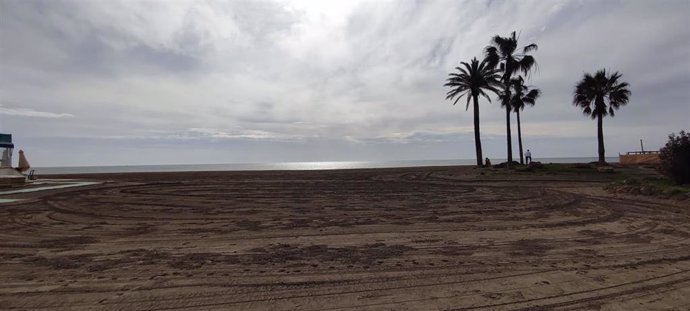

left=484, top=31, right=537, bottom=163
left=444, top=58, right=503, bottom=167
left=509, top=76, right=540, bottom=164
left=573, top=69, right=631, bottom=165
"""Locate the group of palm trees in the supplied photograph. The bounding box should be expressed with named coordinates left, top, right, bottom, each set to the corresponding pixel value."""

left=445, top=31, right=630, bottom=167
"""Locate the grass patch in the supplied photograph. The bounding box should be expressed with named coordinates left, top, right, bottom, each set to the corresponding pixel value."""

left=485, top=162, right=688, bottom=200
left=542, top=163, right=597, bottom=174
left=507, top=163, right=601, bottom=174
left=605, top=175, right=690, bottom=199
left=513, top=163, right=616, bottom=179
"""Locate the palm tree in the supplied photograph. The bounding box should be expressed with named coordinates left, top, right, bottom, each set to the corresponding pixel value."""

left=509, top=76, right=540, bottom=164
left=484, top=31, right=537, bottom=163
left=444, top=58, right=503, bottom=166
left=573, top=69, right=631, bottom=165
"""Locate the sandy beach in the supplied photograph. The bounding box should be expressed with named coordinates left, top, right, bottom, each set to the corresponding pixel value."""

left=1, top=166, right=689, bottom=310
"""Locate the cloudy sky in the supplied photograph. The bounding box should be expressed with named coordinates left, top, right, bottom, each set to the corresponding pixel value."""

left=1, top=0, right=688, bottom=167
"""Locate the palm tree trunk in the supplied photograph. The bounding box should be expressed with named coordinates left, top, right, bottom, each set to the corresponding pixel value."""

left=505, top=104, right=513, bottom=164
left=473, top=95, right=483, bottom=167
left=597, top=112, right=605, bottom=165
left=517, top=110, right=524, bottom=165
left=502, top=73, right=513, bottom=165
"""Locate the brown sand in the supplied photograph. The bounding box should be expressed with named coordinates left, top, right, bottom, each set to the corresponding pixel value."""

left=1, top=166, right=689, bottom=310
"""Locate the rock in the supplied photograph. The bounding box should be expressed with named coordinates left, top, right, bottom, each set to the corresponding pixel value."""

left=527, top=161, right=545, bottom=170
left=495, top=161, right=521, bottom=169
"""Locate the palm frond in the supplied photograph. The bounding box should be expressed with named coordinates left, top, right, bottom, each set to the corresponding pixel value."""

left=517, top=55, right=536, bottom=76
left=582, top=106, right=592, bottom=115
left=498, top=35, right=517, bottom=57
left=465, top=93, right=472, bottom=110
left=609, top=89, right=630, bottom=107
left=454, top=66, right=469, bottom=76
left=608, top=71, right=622, bottom=86
left=444, top=57, right=502, bottom=110
left=499, top=91, right=512, bottom=108
left=483, top=46, right=500, bottom=68
left=594, top=69, right=607, bottom=82
left=523, top=43, right=538, bottom=53
left=478, top=89, right=492, bottom=103
left=491, top=35, right=507, bottom=49
left=525, top=89, right=540, bottom=100
left=452, top=91, right=468, bottom=105
left=484, top=84, right=503, bottom=94
left=573, top=69, right=631, bottom=119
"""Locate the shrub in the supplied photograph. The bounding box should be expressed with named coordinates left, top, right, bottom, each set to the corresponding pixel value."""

left=659, top=130, right=690, bottom=184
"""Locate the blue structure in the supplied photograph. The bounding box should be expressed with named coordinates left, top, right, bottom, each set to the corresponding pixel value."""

left=0, top=134, right=14, bottom=167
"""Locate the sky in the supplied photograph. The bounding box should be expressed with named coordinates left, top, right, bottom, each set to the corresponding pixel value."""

left=0, top=0, right=688, bottom=167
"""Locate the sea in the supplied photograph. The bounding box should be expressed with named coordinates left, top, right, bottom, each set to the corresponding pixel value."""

left=34, top=157, right=619, bottom=175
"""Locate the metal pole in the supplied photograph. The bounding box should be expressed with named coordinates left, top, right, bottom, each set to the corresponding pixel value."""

left=640, top=139, right=644, bottom=153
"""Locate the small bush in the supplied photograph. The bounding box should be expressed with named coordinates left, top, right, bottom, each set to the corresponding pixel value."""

left=527, top=161, right=545, bottom=170
left=494, top=161, right=521, bottom=168
left=659, top=130, right=690, bottom=184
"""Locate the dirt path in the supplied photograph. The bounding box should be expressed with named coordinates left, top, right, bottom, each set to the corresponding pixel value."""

left=1, top=167, right=689, bottom=310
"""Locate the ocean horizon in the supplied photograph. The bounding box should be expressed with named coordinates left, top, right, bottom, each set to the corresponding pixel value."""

left=34, top=157, right=619, bottom=175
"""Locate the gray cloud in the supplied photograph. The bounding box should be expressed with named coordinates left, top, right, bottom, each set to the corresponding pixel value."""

left=0, top=0, right=688, bottom=166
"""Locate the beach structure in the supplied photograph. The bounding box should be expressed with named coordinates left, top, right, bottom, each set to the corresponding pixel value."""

left=619, top=140, right=660, bottom=165
left=0, top=134, right=27, bottom=187
left=0, top=134, right=13, bottom=168
left=619, top=151, right=660, bottom=165
left=17, top=150, right=30, bottom=172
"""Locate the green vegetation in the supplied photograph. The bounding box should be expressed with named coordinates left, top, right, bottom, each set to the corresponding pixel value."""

left=513, top=163, right=616, bottom=179
left=539, top=163, right=598, bottom=174
left=509, top=76, right=540, bottom=164
left=572, top=70, right=631, bottom=165
left=508, top=162, right=689, bottom=200
left=605, top=176, right=690, bottom=200
left=484, top=31, right=538, bottom=163
left=659, top=130, right=690, bottom=184
left=444, top=58, right=503, bottom=167
left=444, top=31, right=634, bottom=170
left=444, top=31, right=539, bottom=168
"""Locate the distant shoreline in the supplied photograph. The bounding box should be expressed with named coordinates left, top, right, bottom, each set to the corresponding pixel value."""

left=35, top=157, right=619, bottom=175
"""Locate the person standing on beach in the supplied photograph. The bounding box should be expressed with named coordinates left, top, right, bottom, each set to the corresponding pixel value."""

left=525, top=149, right=532, bottom=164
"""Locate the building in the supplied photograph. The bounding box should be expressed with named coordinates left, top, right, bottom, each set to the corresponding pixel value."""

left=0, top=133, right=26, bottom=187
left=0, top=134, right=14, bottom=168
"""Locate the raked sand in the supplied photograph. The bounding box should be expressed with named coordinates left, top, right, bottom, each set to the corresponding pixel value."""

left=1, top=166, right=689, bottom=310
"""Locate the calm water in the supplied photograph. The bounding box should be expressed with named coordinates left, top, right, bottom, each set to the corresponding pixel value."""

left=34, top=157, right=619, bottom=175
